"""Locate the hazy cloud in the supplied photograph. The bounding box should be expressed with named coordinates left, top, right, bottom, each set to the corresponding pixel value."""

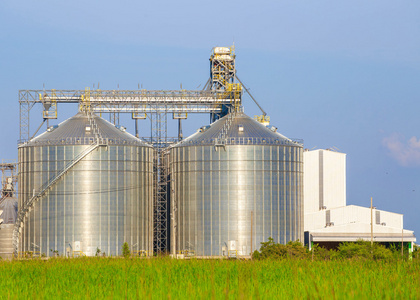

left=382, top=134, right=420, bottom=167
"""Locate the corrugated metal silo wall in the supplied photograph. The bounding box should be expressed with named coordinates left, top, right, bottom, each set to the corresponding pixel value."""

left=0, top=224, right=14, bottom=259
left=18, top=144, right=154, bottom=257
left=170, top=144, right=303, bottom=256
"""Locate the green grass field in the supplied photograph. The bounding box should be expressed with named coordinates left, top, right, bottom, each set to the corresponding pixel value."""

left=1, top=258, right=419, bottom=299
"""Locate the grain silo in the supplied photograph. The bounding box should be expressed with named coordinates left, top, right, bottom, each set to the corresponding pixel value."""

left=169, top=111, right=304, bottom=257
left=17, top=112, right=154, bottom=257
left=0, top=194, right=18, bottom=259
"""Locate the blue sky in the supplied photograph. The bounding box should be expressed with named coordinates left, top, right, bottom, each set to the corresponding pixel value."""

left=1, top=1, right=419, bottom=235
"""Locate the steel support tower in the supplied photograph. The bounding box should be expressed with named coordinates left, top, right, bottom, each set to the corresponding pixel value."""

left=17, top=46, right=243, bottom=254
left=0, top=161, right=18, bottom=199
left=208, top=46, right=241, bottom=122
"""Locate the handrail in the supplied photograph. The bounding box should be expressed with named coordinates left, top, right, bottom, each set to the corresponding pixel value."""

left=178, top=250, right=196, bottom=257
left=178, top=136, right=304, bottom=147
left=228, top=250, right=238, bottom=259
left=132, top=250, right=149, bottom=257
left=18, top=136, right=148, bottom=147
left=216, top=107, right=236, bottom=143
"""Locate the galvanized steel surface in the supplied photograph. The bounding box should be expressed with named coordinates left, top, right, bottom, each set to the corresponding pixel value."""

left=0, top=197, right=18, bottom=224
left=0, top=224, right=14, bottom=259
left=24, top=112, right=149, bottom=147
left=18, top=113, right=154, bottom=257
left=177, top=113, right=301, bottom=147
left=170, top=114, right=304, bottom=256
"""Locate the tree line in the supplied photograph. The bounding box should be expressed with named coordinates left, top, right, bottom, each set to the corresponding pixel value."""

left=252, top=237, right=419, bottom=261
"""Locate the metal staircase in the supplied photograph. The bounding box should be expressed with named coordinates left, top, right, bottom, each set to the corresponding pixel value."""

left=13, top=140, right=106, bottom=255
left=87, top=112, right=102, bottom=140
left=216, top=107, right=237, bottom=144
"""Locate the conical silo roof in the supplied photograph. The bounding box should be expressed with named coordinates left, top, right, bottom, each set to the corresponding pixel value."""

left=0, top=197, right=17, bottom=224
left=23, top=112, right=151, bottom=147
left=174, top=112, right=302, bottom=147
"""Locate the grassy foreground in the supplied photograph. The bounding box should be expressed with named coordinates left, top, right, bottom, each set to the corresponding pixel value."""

left=1, top=258, right=419, bottom=299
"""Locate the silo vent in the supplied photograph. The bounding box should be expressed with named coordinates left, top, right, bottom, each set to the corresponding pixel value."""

left=199, top=125, right=210, bottom=133
left=85, top=126, right=92, bottom=133
left=267, top=125, right=277, bottom=132
left=116, top=125, right=126, bottom=132
left=238, top=125, right=244, bottom=132
left=47, top=125, right=58, bottom=132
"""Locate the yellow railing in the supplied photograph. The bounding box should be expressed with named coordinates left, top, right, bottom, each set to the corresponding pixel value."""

left=226, top=83, right=241, bottom=92
left=132, top=111, right=147, bottom=119
left=212, top=73, right=226, bottom=86
left=254, top=115, right=270, bottom=126
left=178, top=250, right=196, bottom=257
left=42, top=89, right=57, bottom=119
left=17, top=251, right=41, bottom=259
left=228, top=250, right=238, bottom=258
left=132, top=250, right=149, bottom=257
left=227, top=83, right=242, bottom=105
left=80, top=87, right=91, bottom=113
left=216, top=83, right=242, bottom=110
left=72, top=250, right=85, bottom=257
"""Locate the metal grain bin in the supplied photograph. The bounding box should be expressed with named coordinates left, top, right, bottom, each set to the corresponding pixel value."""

left=169, top=112, right=303, bottom=256
left=0, top=197, right=18, bottom=259
left=18, top=112, right=154, bottom=257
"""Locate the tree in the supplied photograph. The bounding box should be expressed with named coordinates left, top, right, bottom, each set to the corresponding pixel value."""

left=252, top=237, right=308, bottom=260
left=413, top=244, right=419, bottom=260
left=311, top=244, right=336, bottom=261
left=336, top=240, right=393, bottom=260
left=122, top=242, right=130, bottom=258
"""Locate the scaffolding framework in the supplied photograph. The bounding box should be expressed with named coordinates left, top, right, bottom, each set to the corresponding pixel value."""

left=17, top=46, right=243, bottom=254
left=210, top=46, right=236, bottom=92
left=209, top=46, right=241, bottom=121
left=0, top=161, right=17, bottom=198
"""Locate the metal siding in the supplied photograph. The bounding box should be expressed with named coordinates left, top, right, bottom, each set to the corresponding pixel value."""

left=171, top=143, right=303, bottom=256
left=18, top=144, right=154, bottom=257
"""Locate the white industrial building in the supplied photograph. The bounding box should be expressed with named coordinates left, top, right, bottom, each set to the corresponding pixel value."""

left=304, top=149, right=416, bottom=252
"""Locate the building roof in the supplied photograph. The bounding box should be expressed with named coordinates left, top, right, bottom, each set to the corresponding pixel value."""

left=309, top=224, right=416, bottom=243
left=22, top=112, right=151, bottom=147
left=174, top=112, right=303, bottom=147
left=305, top=205, right=416, bottom=243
